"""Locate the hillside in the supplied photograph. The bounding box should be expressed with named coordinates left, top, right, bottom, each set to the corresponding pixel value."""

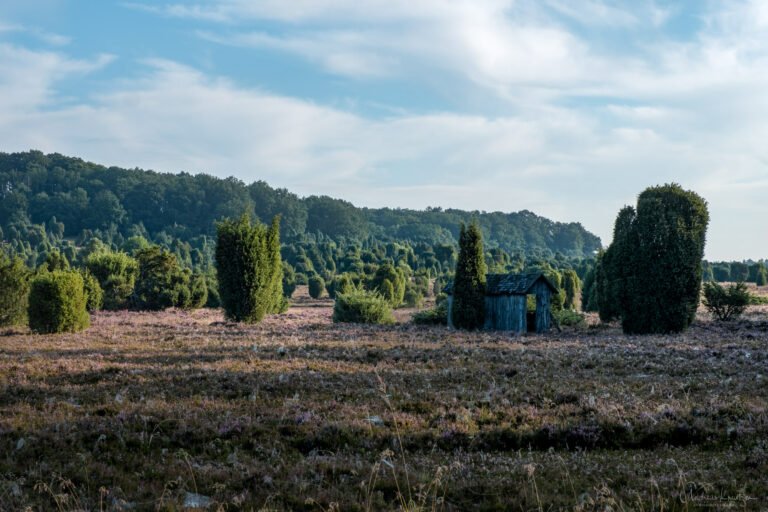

left=0, top=151, right=600, bottom=258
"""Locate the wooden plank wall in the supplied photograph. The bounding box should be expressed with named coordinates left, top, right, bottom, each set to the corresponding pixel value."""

left=486, top=295, right=526, bottom=332
left=534, top=281, right=551, bottom=333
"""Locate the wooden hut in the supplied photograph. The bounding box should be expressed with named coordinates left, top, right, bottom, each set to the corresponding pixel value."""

left=445, top=273, right=558, bottom=333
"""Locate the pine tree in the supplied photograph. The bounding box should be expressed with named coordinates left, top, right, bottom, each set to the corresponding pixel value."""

left=451, top=222, right=486, bottom=330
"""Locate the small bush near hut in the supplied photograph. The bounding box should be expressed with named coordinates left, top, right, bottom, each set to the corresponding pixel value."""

left=28, top=270, right=90, bottom=334
left=333, top=288, right=394, bottom=325
left=553, top=309, right=587, bottom=328
left=702, top=281, right=751, bottom=321
left=411, top=301, right=448, bottom=325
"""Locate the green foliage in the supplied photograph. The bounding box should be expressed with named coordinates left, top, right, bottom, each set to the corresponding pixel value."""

left=188, top=273, right=208, bottom=309
left=702, top=282, right=751, bottom=321
left=0, top=151, right=601, bottom=275
left=215, top=215, right=283, bottom=323
left=282, top=262, right=297, bottom=298
left=204, top=273, right=221, bottom=308
left=80, top=269, right=103, bottom=312
left=0, top=252, right=32, bottom=327
left=599, top=185, right=709, bottom=334
left=41, top=250, right=70, bottom=272
left=561, top=269, right=581, bottom=310
left=403, top=284, right=425, bottom=308
left=28, top=270, right=90, bottom=334
left=451, top=222, right=486, bottom=330
left=749, top=263, right=767, bottom=286
left=308, top=274, right=326, bottom=299
left=332, top=288, right=394, bottom=325
left=369, top=263, right=406, bottom=307
left=86, top=251, right=138, bottom=310
left=411, top=301, right=447, bottom=325
left=327, top=273, right=355, bottom=299
left=133, top=246, right=194, bottom=310
left=580, top=265, right=598, bottom=312
left=553, top=309, right=587, bottom=328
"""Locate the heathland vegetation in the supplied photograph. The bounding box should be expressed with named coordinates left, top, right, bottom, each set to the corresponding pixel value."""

left=1, top=153, right=767, bottom=509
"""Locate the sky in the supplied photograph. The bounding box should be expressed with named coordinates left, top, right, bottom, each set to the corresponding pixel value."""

left=0, top=1, right=766, bottom=260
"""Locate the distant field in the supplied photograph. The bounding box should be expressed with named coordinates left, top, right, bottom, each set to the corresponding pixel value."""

left=1, top=296, right=767, bottom=510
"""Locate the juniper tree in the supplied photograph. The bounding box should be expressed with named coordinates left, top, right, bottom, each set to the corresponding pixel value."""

left=599, top=184, right=709, bottom=334
left=0, top=252, right=31, bottom=327
left=215, top=215, right=284, bottom=323
left=451, top=222, right=486, bottom=330
left=28, top=270, right=90, bottom=334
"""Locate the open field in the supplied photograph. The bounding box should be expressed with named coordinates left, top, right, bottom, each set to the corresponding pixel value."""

left=1, top=294, right=767, bottom=510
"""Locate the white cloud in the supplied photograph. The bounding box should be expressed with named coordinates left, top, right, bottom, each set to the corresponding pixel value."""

left=3, top=1, right=768, bottom=259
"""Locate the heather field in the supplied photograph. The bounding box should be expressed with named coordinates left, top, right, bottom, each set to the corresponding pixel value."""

left=1, top=292, right=767, bottom=511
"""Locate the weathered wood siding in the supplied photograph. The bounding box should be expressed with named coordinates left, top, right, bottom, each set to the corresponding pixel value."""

left=533, top=281, right=551, bottom=333
left=485, top=295, right=526, bottom=332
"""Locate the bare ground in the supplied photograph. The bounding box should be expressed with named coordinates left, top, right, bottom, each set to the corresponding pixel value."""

left=1, top=297, right=767, bottom=510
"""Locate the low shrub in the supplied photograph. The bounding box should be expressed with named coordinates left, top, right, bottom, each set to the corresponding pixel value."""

left=554, top=309, right=587, bottom=328
left=28, top=270, right=90, bottom=334
left=333, top=289, right=394, bottom=325
left=702, top=282, right=750, bottom=321
left=411, top=301, right=447, bottom=325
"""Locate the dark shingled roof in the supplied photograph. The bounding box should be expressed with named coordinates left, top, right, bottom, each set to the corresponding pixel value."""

left=444, top=272, right=557, bottom=296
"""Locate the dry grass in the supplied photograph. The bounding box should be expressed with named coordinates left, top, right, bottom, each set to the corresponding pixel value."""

left=1, top=297, right=767, bottom=510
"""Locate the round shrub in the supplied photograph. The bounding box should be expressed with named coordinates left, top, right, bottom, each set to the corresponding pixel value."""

left=308, top=274, right=325, bottom=299
left=333, top=289, right=394, bottom=325
left=28, top=270, right=90, bottom=334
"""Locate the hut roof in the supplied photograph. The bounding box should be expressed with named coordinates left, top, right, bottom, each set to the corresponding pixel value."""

left=444, top=272, right=558, bottom=296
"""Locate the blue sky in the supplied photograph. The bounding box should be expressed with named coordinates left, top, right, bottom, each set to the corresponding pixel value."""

left=1, top=0, right=767, bottom=260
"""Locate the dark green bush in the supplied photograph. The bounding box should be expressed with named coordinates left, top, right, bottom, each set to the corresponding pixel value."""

left=333, top=289, right=394, bottom=325
left=188, top=273, right=208, bottom=309
left=80, top=269, right=103, bottom=312
left=327, top=273, right=355, bottom=299
left=85, top=251, right=138, bottom=310
left=553, top=309, right=586, bottom=328
left=0, top=252, right=32, bottom=327
left=411, top=301, right=447, bottom=325
left=28, top=270, right=90, bottom=334
left=451, top=222, right=486, bottom=330
left=599, top=184, right=709, bottom=334
left=370, top=263, right=406, bottom=307
left=215, top=215, right=283, bottom=323
left=133, top=246, right=193, bottom=310
left=282, top=262, right=297, bottom=298
left=308, top=274, right=325, bottom=299
left=703, top=282, right=751, bottom=321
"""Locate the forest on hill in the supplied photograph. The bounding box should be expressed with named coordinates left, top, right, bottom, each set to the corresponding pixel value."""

left=0, top=151, right=601, bottom=266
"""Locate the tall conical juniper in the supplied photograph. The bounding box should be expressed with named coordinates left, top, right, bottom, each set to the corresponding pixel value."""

left=451, top=222, right=486, bottom=330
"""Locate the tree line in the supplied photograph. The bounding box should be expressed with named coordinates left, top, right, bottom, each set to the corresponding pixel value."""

left=0, top=150, right=601, bottom=273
